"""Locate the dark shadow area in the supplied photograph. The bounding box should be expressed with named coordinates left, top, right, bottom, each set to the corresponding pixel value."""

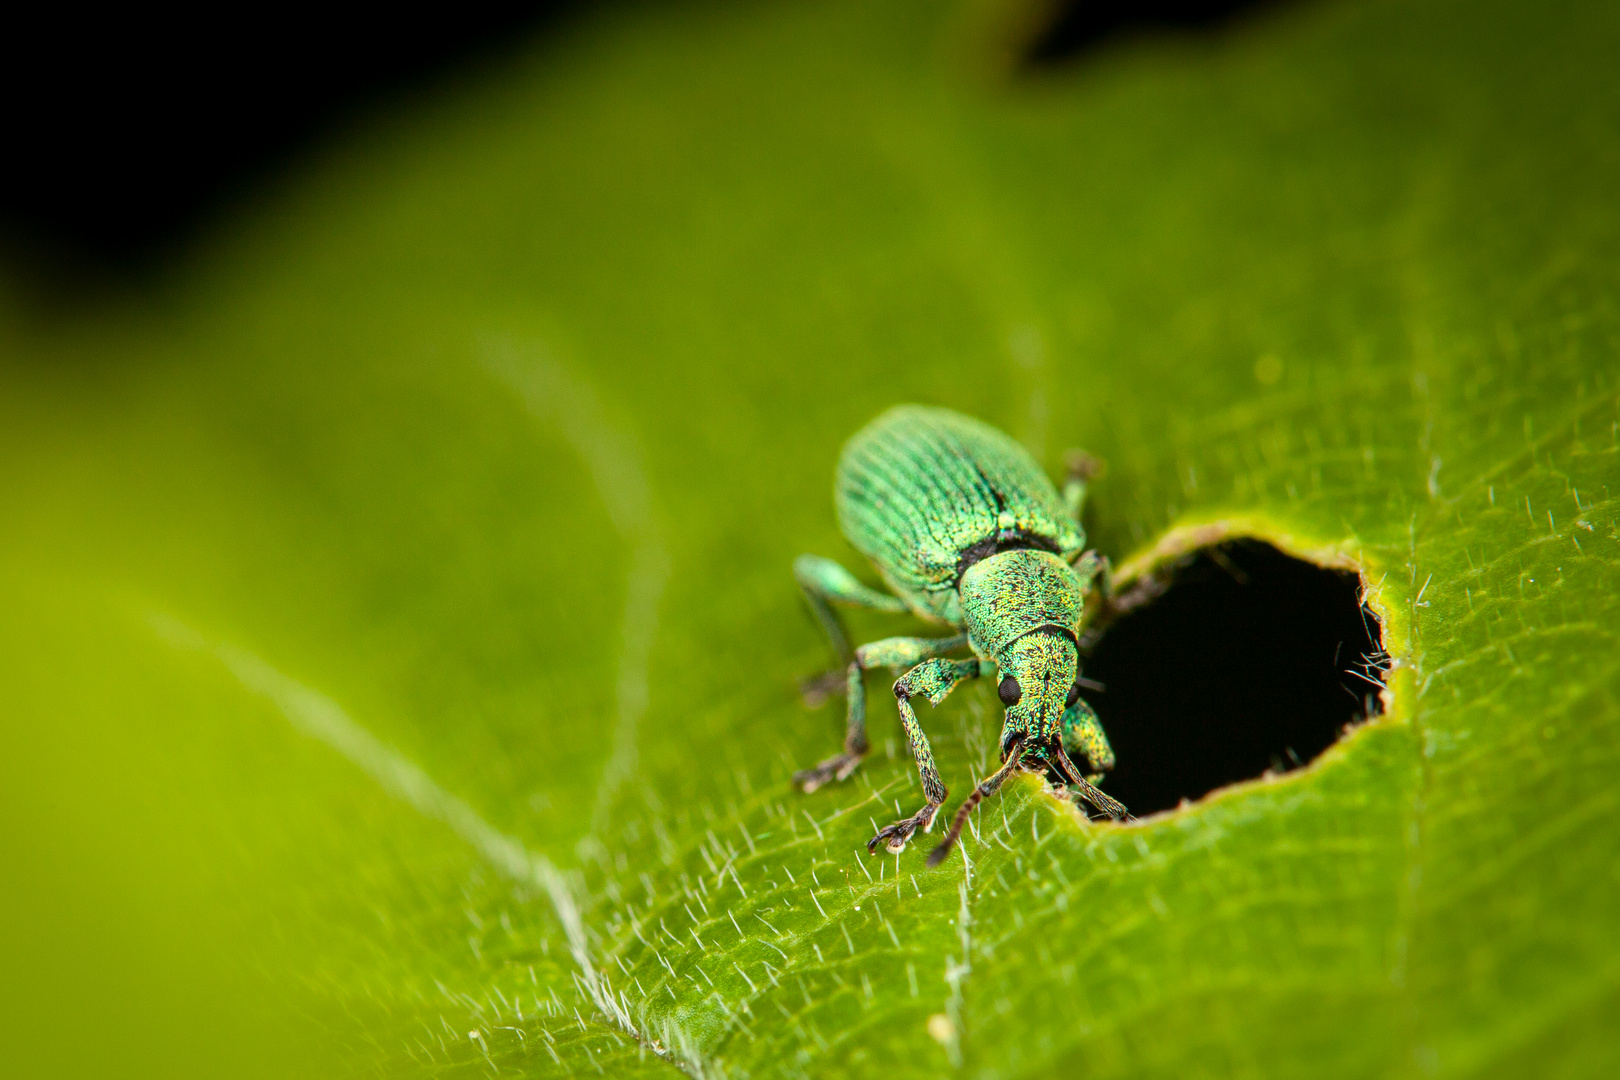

left=2, top=4, right=578, bottom=284
left=1025, top=0, right=1284, bottom=66
left=1078, top=539, right=1386, bottom=816
left=0, top=2, right=1310, bottom=289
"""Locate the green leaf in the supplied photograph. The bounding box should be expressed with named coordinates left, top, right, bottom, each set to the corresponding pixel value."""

left=3, top=0, right=1617, bottom=1077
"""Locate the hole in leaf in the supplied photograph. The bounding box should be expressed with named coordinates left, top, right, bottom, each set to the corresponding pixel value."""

left=1024, top=0, right=1284, bottom=67
left=1079, top=539, right=1387, bottom=816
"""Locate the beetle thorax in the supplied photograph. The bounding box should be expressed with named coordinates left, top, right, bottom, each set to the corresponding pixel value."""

left=958, top=548, right=1085, bottom=660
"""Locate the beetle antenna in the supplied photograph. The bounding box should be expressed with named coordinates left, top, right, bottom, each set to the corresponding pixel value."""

left=927, top=737, right=1025, bottom=867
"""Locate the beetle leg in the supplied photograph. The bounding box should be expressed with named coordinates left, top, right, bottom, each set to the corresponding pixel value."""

left=1102, top=562, right=1168, bottom=621
left=795, top=554, right=908, bottom=663
left=865, top=657, right=985, bottom=854
left=795, top=660, right=867, bottom=792
left=1077, top=554, right=1171, bottom=650
left=796, top=638, right=971, bottom=794
left=1061, top=450, right=1103, bottom=523
left=855, top=634, right=968, bottom=672
left=1051, top=742, right=1132, bottom=822
left=868, top=692, right=944, bottom=855
left=1060, top=695, right=1116, bottom=774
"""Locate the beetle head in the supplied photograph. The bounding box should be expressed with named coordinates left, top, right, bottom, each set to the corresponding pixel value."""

left=993, top=629, right=1078, bottom=756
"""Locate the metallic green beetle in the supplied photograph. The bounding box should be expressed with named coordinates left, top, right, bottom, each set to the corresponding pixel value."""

left=794, top=404, right=1130, bottom=865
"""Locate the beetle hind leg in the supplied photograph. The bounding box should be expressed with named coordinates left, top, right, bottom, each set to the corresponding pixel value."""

left=1061, top=449, right=1104, bottom=523
left=797, top=636, right=971, bottom=795
left=800, top=669, right=848, bottom=709
left=794, top=554, right=909, bottom=706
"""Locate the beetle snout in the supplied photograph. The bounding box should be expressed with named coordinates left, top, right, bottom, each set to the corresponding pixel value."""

left=997, top=728, right=1033, bottom=766
left=996, top=630, right=1079, bottom=745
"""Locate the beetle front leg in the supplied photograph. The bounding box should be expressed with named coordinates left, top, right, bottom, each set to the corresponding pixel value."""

left=867, top=657, right=986, bottom=854
left=868, top=691, right=944, bottom=854
left=1052, top=742, right=1131, bottom=822
left=796, top=635, right=969, bottom=793
left=1060, top=695, right=1116, bottom=780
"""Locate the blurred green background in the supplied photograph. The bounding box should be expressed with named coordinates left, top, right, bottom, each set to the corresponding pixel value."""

left=2, top=0, right=1617, bottom=1077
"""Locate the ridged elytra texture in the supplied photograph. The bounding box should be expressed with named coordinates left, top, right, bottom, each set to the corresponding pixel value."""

left=835, top=405, right=1085, bottom=625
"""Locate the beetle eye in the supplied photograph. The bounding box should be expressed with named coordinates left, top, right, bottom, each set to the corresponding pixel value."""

left=1066, top=681, right=1082, bottom=708
left=998, top=676, right=1022, bottom=706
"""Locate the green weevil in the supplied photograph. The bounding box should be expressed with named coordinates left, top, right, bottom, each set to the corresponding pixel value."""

left=794, top=404, right=1134, bottom=865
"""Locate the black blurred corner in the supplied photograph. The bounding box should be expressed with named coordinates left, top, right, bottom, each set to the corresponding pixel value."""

left=2, top=1, right=1277, bottom=284
left=1, top=4, right=577, bottom=279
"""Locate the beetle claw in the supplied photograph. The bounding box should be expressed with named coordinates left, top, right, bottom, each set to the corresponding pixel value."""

left=799, top=669, right=848, bottom=709
left=866, top=822, right=914, bottom=854
left=867, top=805, right=938, bottom=854
left=794, top=752, right=862, bottom=793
